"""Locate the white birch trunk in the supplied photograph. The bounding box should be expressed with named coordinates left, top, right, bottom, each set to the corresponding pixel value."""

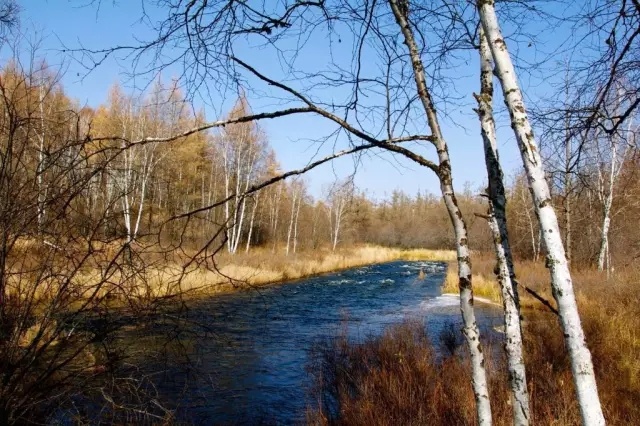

left=121, top=120, right=133, bottom=244
left=596, top=116, right=631, bottom=272
left=326, top=191, right=346, bottom=252
left=293, top=192, right=302, bottom=253
left=271, top=185, right=282, bottom=252
left=223, top=142, right=233, bottom=253
left=597, top=207, right=611, bottom=271
left=388, top=1, right=492, bottom=423
left=563, top=74, right=573, bottom=265
left=476, top=29, right=530, bottom=425
left=132, top=151, right=152, bottom=241
left=331, top=202, right=341, bottom=251
left=286, top=187, right=298, bottom=256
left=231, top=197, right=247, bottom=254
left=245, top=192, right=260, bottom=253
left=479, top=4, right=605, bottom=424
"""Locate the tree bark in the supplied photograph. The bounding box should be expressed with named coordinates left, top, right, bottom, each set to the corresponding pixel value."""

left=388, top=1, right=492, bottom=424
left=286, top=186, right=298, bottom=255
left=293, top=190, right=302, bottom=253
left=564, top=77, right=573, bottom=265
left=245, top=193, right=258, bottom=253
left=479, top=3, right=605, bottom=424
left=476, top=28, right=530, bottom=425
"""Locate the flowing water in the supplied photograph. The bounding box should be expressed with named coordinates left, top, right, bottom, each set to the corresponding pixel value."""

left=111, top=260, right=500, bottom=424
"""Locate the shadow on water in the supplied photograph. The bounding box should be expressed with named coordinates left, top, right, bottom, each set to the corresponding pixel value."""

left=102, top=261, right=500, bottom=424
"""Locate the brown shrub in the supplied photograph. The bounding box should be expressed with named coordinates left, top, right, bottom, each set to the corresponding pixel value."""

left=307, top=260, right=640, bottom=426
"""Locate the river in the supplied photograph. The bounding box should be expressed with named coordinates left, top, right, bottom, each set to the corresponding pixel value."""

left=105, top=260, right=500, bottom=424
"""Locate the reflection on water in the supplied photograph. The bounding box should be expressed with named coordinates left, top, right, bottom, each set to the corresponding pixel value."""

left=118, top=261, right=500, bottom=424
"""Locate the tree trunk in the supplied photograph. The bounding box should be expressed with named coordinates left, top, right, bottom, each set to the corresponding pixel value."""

left=596, top=118, right=630, bottom=272
left=597, top=211, right=611, bottom=271
left=479, top=3, right=605, bottom=424
left=388, top=1, right=492, bottom=424
left=121, top=143, right=132, bottom=243
left=286, top=187, right=297, bottom=255
left=245, top=192, right=260, bottom=253
left=564, top=81, right=573, bottom=265
left=271, top=185, right=282, bottom=252
left=293, top=192, right=302, bottom=253
left=37, top=83, right=47, bottom=237
left=476, top=28, right=530, bottom=425
left=223, top=147, right=233, bottom=253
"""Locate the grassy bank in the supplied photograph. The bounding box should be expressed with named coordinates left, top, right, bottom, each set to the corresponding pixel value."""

left=71, top=245, right=456, bottom=301
left=165, top=245, right=456, bottom=297
left=310, top=255, right=640, bottom=424
left=441, top=256, right=502, bottom=302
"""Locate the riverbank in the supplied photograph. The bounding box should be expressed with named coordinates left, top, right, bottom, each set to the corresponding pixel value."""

left=99, top=245, right=457, bottom=301
left=168, top=245, right=455, bottom=296
left=315, top=254, right=640, bottom=424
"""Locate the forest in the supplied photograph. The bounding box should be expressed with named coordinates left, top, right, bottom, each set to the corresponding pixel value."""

left=0, top=0, right=638, bottom=424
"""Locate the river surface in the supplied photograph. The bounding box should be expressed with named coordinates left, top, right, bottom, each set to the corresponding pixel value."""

left=116, top=260, right=500, bottom=425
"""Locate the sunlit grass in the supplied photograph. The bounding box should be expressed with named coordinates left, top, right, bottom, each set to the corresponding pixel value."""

left=164, top=245, right=455, bottom=297
left=13, top=245, right=455, bottom=304
left=440, top=253, right=640, bottom=423
left=441, top=258, right=501, bottom=302
left=310, top=255, right=640, bottom=424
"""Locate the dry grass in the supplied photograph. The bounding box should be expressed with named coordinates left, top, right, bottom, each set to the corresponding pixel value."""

left=170, top=245, right=455, bottom=297
left=308, top=311, right=640, bottom=425
left=38, top=245, right=456, bottom=302
left=313, top=255, right=640, bottom=425
left=308, top=321, right=488, bottom=425
left=441, top=256, right=501, bottom=302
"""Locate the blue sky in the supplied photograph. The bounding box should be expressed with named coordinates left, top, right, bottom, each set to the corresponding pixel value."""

left=14, top=0, right=572, bottom=200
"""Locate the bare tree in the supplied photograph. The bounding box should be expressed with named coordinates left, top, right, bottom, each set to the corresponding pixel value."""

left=0, top=43, right=176, bottom=424
left=325, top=179, right=353, bottom=252
left=590, top=81, right=638, bottom=272
left=479, top=2, right=605, bottom=424
left=216, top=97, right=268, bottom=254
left=475, top=28, right=529, bottom=425
left=286, top=178, right=305, bottom=255
left=0, top=0, right=17, bottom=41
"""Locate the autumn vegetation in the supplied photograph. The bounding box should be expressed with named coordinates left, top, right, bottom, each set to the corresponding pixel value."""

left=0, top=51, right=638, bottom=422
left=0, top=0, right=638, bottom=423
left=308, top=256, right=640, bottom=425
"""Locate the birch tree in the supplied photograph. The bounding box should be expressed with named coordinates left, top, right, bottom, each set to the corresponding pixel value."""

left=475, top=28, right=529, bottom=425
left=325, top=179, right=353, bottom=252
left=286, top=178, right=305, bottom=255
left=245, top=191, right=260, bottom=253
left=478, top=2, right=605, bottom=424
left=217, top=97, right=268, bottom=254
left=267, top=180, right=284, bottom=252
left=386, top=2, right=492, bottom=422
left=105, top=89, right=156, bottom=243
left=590, top=82, right=637, bottom=272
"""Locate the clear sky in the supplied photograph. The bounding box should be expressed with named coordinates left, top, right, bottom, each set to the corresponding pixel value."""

left=13, top=0, right=573, bottom=200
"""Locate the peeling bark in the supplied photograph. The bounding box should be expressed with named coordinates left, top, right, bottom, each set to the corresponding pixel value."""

left=388, top=1, right=492, bottom=424
left=476, top=28, right=530, bottom=425
left=479, top=2, right=605, bottom=424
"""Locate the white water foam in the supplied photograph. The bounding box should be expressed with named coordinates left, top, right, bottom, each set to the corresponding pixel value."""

left=418, top=294, right=460, bottom=310
left=329, top=279, right=354, bottom=285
